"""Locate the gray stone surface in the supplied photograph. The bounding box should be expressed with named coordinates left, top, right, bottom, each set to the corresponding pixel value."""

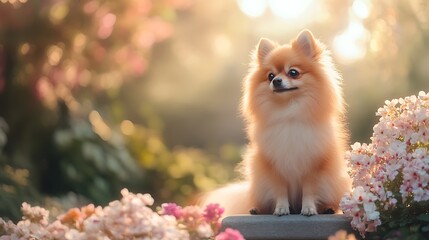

left=221, top=214, right=356, bottom=240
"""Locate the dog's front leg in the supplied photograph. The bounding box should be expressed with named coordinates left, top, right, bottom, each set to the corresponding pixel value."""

left=274, top=196, right=290, bottom=216
left=301, top=177, right=318, bottom=216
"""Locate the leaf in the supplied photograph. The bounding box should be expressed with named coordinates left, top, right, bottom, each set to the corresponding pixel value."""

left=422, top=225, right=429, bottom=232
left=417, top=214, right=429, bottom=222
left=409, top=224, right=421, bottom=233
left=389, top=221, right=399, bottom=228
left=400, top=218, right=413, bottom=227
left=405, top=234, right=421, bottom=240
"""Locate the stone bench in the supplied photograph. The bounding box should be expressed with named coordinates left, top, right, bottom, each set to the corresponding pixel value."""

left=221, top=214, right=356, bottom=240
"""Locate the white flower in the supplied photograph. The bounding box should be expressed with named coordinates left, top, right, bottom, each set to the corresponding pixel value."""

left=342, top=92, right=429, bottom=237
left=387, top=140, right=407, bottom=159
left=412, top=187, right=426, bottom=202
left=197, top=222, right=214, bottom=238
left=363, top=202, right=379, bottom=221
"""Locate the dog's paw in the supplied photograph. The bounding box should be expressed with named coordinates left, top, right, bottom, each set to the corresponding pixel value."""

left=274, top=198, right=290, bottom=216
left=301, top=206, right=317, bottom=216
left=249, top=208, right=259, bottom=215
left=273, top=207, right=290, bottom=216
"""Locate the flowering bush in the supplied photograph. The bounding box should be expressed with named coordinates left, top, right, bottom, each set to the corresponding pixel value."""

left=340, top=91, right=429, bottom=239
left=0, top=189, right=244, bottom=240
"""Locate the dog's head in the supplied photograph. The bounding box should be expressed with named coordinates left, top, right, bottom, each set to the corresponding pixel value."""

left=242, top=30, right=344, bottom=122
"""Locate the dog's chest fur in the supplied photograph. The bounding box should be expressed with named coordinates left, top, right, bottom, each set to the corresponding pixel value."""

left=255, top=118, right=333, bottom=180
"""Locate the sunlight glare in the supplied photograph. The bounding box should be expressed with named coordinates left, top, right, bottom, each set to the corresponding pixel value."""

left=212, top=34, right=232, bottom=58
left=237, top=0, right=267, bottom=18
left=268, top=0, right=313, bottom=19
left=352, top=0, right=371, bottom=19
left=333, top=21, right=369, bottom=63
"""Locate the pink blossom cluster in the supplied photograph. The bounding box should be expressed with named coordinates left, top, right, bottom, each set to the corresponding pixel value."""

left=0, top=189, right=244, bottom=240
left=340, top=91, right=429, bottom=237
left=159, top=203, right=243, bottom=240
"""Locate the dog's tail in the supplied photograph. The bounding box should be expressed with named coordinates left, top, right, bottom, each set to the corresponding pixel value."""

left=200, top=182, right=252, bottom=216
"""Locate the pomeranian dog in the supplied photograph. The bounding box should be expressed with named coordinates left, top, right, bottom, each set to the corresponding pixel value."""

left=202, top=30, right=351, bottom=216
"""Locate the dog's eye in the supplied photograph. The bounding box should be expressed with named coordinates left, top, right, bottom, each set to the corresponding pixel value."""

left=288, top=69, right=300, bottom=79
left=268, top=73, right=275, bottom=81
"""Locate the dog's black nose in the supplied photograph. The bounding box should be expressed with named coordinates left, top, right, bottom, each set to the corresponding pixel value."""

left=273, top=78, right=282, bottom=87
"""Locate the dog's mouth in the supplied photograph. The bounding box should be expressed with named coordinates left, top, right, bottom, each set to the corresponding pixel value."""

left=273, top=87, right=299, bottom=93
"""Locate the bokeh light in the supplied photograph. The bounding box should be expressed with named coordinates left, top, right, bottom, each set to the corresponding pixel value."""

left=333, top=20, right=369, bottom=62
left=352, top=0, right=371, bottom=19
left=120, top=120, right=136, bottom=136
left=237, top=0, right=372, bottom=63
left=237, top=0, right=267, bottom=17
left=332, top=0, right=372, bottom=62
left=268, top=0, right=314, bottom=19
left=89, top=110, right=112, bottom=141
left=238, top=0, right=315, bottom=20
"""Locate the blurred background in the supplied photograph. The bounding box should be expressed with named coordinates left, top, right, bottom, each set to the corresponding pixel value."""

left=0, top=0, right=428, bottom=220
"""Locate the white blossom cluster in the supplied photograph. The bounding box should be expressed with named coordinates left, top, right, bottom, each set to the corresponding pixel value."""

left=0, top=189, right=244, bottom=240
left=340, top=92, right=429, bottom=237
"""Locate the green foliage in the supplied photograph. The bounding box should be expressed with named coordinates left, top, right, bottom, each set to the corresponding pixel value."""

left=125, top=123, right=241, bottom=205
left=50, top=114, right=143, bottom=204
left=0, top=119, right=41, bottom=221
left=367, top=201, right=429, bottom=240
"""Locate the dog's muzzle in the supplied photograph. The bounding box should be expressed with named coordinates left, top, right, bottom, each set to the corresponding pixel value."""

left=271, top=78, right=298, bottom=93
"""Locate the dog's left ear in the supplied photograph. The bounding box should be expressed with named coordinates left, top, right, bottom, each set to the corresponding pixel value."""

left=292, top=30, right=322, bottom=58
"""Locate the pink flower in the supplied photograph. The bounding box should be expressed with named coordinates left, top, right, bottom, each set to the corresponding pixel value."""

left=203, top=203, right=224, bottom=222
left=215, top=228, right=245, bottom=240
left=341, top=91, right=429, bottom=237
left=160, top=203, right=183, bottom=219
left=181, top=205, right=203, bottom=230
left=203, top=203, right=224, bottom=234
left=159, top=203, right=236, bottom=238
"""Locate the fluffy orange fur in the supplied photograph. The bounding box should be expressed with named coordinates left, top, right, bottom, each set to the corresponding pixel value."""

left=202, top=30, right=351, bottom=216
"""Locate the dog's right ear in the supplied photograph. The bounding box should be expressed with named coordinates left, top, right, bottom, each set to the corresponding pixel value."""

left=257, top=38, right=275, bottom=63
left=292, top=29, right=323, bottom=59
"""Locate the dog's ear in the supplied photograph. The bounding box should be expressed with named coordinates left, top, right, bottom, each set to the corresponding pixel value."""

left=257, top=38, right=275, bottom=63
left=292, top=29, right=322, bottom=58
